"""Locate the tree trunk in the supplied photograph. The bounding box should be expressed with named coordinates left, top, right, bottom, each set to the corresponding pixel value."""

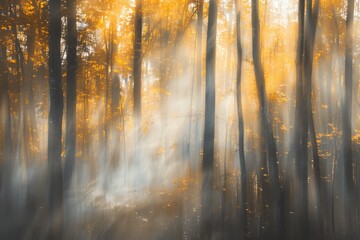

left=300, top=0, right=319, bottom=238
left=0, top=42, right=12, bottom=164
left=48, top=0, right=64, bottom=237
left=235, top=0, right=247, bottom=238
left=133, top=0, right=143, bottom=126
left=25, top=18, right=38, bottom=163
left=200, top=0, right=217, bottom=239
left=64, top=0, right=77, bottom=193
left=195, top=0, right=204, bottom=165
left=251, top=0, right=281, bottom=237
left=293, top=1, right=305, bottom=216
left=343, top=0, right=354, bottom=235
left=11, top=2, right=29, bottom=166
left=103, top=12, right=114, bottom=187
left=110, top=17, right=118, bottom=115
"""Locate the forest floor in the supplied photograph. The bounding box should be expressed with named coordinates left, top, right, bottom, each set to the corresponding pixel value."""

left=0, top=167, right=207, bottom=240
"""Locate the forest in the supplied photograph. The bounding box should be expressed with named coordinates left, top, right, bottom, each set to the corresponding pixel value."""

left=0, top=0, right=359, bottom=239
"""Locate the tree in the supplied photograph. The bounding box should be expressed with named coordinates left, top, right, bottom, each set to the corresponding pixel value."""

left=305, top=0, right=321, bottom=238
left=48, top=0, right=64, bottom=237
left=235, top=0, right=247, bottom=238
left=104, top=6, right=116, bottom=187
left=343, top=0, right=355, bottom=235
left=290, top=1, right=305, bottom=238
left=0, top=26, right=12, bottom=164
left=293, top=0, right=319, bottom=238
left=251, top=0, right=281, bottom=237
left=64, top=0, right=78, bottom=193
left=133, top=0, right=143, bottom=126
left=24, top=2, right=38, bottom=163
left=194, top=0, right=204, bottom=168
left=200, top=0, right=217, bottom=239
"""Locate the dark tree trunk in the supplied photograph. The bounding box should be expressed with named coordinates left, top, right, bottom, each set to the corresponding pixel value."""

left=291, top=0, right=321, bottom=238
left=133, top=0, right=143, bottom=126
left=103, top=12, right=115, bottom=187
left=251, top=0, right=281, bottom=237
left=103, top=16, right=110, bottom=185
left=343, top=0, right=354, bottom=235
left=159, top=17, right=170, bottom=168
left=300, top=0, right=319, bottom=238
left=64, top=0, right=77, bottom=193
left=196, top=0, right=204, bottom=101
left=235, top=0, right=247, bottom=238
left=305, top=0, right=320, bottom=190
left=109, top=16, right=120, bottom=168
left=25, top=18, right=38, bottom=162
left=110, top=17, right=118, bottom=115
left=194, top=0, right=204, bottom=167
left=0, top=43, right=12, bottom=164
left=48, top=0, right=64, bottom=237
left=293, top=0, right=305, bottom=201
left=200, top=0, right=217, bottom=239
left=11, top=3, right=29, bottom=165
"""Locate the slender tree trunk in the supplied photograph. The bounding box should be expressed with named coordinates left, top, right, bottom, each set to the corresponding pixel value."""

left=48, top=0, right=64, bottom=237
left=221, top=101, right=230, bottom=238
left=300, top=0, right=320, bottom=238
left=194, top=0, right=203, bottom=170
left=25, top=19, right=38, bottom=163
left=0, top=21, right=14, bottom=216
left=63, top=3, right=77, bottom=235
left=0, top=43, right=12, bottom=164
left=196, top=0, right=204, bottom=95
left=306, top=0, right=320, bottom=190
left=343, top=0, right=354, bottom=235
left=110, top=17, right=118, bottom=115
left=109, top=17, right=120, bottom=168
left=11, top=3, right=29, bottom=166
left=293, top=0, right=305, bottom=218
left=133, top=0, right=143, bottom=126
left=251, top=0, right=281, bottom=237
left=64, top=0, right=77, bottom=193
left=159, top=16, right=169, bottom=169
left=235, top=0, right=247, bottom=238
left=104, top=12, right=117, bottom=177
left=200, top=0, right=217, bottom=239
left=292, top=0, right=309, bottom=238
left=104, top=23, right=110, bottom=189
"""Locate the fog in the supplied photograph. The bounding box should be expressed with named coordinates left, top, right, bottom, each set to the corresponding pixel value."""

left=1, top=0, right=360, bottom=239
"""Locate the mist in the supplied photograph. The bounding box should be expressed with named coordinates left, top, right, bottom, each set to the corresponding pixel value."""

left=1, top=0, right=360, bottom=239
